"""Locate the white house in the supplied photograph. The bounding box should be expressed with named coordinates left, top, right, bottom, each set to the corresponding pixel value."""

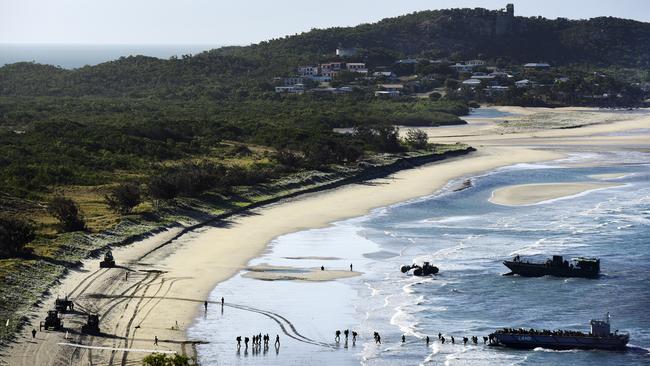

left=283, top=77, right=305, bottom=86
left=346, top=63, right=368, bottom=74
left=375, top=90, right=400, bottom=97
left=465, top=59, right=486, bottom=66
left=515, top=79, right=533, bottom=88
left=275, top=84, right=304, bottom=94
left=450, top=63, right=474, bottom=73
left=462, top=79, right=482, bottom=87
left=297, top=65, right=319, bottom=77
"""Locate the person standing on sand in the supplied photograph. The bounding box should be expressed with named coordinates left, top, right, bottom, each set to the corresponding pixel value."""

left=236, top=336, right=241, bottom=348
left=352, top=331, right=357, bottom=342
left=31, top=328, right=36, bottom=338
left=344, top=329, right=349, bottom=340
left=350, top=263, right=353, bottom=271
left=401, top=335, right=405, bottom=343
left=335, top=330, right=341, bottom=342
left=426, top=336, right=430, bottom=345
left=321, top=265, right=325, bottom=271
left=154, top=336, right=158, bottom=346
left=275, top=335, right=280, bottom=348
left=204, top=301, right=208, bottom=311
left=245, top=337, right=249, bottom=348
left=221, top=297, right=224, bottom=306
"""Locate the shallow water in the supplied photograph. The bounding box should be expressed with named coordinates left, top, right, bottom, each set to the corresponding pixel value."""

left=189, top=150, right=650, bottom=365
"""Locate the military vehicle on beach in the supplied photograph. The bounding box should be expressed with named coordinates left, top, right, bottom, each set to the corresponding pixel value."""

left=489, top=314, right=629, bottom=350
left=99, top=250, right=115, bottom=268
left=55, top=295, right=74, bottom=313
left=503, top=255, right=600, bottom=278
left=40, top=310, right=63, bottom=331
left=81, top=314, right=100, bottom=334
left=401, top=262, right=439, bottom=276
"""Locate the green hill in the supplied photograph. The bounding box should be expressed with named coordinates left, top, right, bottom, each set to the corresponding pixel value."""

left=1, top=6, right=649, bottom=98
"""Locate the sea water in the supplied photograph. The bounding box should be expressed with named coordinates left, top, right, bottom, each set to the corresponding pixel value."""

left=189, top=150, right=650, bottom=365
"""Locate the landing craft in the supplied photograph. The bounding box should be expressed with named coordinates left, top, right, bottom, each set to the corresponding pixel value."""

left=489, top=314, right=629, bottom=350
left=503, top=255, right=599, bottom=278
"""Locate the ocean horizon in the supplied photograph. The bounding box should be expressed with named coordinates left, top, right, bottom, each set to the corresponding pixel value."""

left=0, top=43, right=228, bottom=69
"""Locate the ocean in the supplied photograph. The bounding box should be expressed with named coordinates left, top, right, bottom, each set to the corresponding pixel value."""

left=188, top=150, right=650, bottom=365
left=0, top=44, right=221, bottom=69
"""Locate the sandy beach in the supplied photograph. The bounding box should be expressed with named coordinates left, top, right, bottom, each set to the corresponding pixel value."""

left=489, top=182, right=622, bottom=206
left=5, top=107, right=650, bottom=365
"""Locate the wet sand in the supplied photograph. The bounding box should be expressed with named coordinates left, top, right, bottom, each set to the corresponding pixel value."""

left=5, top=107, right=649, bottom=365
left=489, top=182, right=622, bottom=206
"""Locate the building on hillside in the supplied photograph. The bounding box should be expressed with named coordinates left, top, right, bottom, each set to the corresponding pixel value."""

left=309, top=75, right=332, bottom=83
left=397, top=58, right=419, bottom=64
left=297, top=65, right=319, bottom=76
left=465, top=60, right=486, bottom=66
left=376, top=84, right=403, bottom=97
left=375, top=90, right=400, bottom=97
left=523, top=62, right=551, bottom=69
left=515, top=79, right=533, bottom=88
left=275, top=84, right=305, bottom=94
left=346, top=63, right=368, bottom=74
left=283, top=77, right=305, bottom=86
left=485, top=85, right=510, bottom=95
left=373, top=71, right=397, bottom=79
left=336, top=47, right=358, bottom=57
left=462, top=79, right=482, bottom=87
left=321, top=62, right=343, bottom=77
left=450, top=63, right=475, bottom=73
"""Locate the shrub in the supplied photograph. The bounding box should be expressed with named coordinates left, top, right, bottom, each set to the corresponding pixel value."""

left=105, top=183, right=142, bottom=214
left=47, top=196, right=86, bottom=232
left=0, top=215, right=35, bottom=258
left=404, top=129, right=430, bottom=150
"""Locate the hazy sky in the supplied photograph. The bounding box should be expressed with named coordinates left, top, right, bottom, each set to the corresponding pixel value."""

left=2, top=0, right=649, bottom=45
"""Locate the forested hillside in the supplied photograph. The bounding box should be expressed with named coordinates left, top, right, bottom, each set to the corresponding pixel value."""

left=1, top=7, right=649, bottom=99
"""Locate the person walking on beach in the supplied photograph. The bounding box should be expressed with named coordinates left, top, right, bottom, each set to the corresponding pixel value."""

left=204, top=301, right=208, bottom=311
left=321, top=265, right=325, bottom=271
left=275, top=334, right=280, bottom=348
left=236, top=336, right=241, bottom=348
left=31, top=328, right=36, bottom=339
left=352, top=331, right=358, bottom=342
left=376, top=334, right=381, bottom=344
left=221, top=297, right=224, bottom=306
left=344, top=329, right=349, bottom=340
left=350, top=263, right=353, bottom=271
left=401, top=335, right=405, bottom=343
left=335, top=330, right=341, bottom=342
left=154, top=336, right=158, bottom=346
left=426, top=336, right=430, bottom=345
left=244, top=337, right=249, bottom=348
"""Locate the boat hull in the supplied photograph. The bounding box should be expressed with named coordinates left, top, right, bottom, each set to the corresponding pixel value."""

left=491, top=333, right=629, bottom=350
left=503, top=261, right=598, bottom=278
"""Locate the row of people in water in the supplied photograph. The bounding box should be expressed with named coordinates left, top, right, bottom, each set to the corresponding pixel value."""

left=334, top=331, right=489, bottom=345
left=236, top=333, right=280, bottom=349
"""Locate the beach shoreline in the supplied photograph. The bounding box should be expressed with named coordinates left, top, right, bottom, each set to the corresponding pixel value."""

left=4, top=106, right=650, bottom=365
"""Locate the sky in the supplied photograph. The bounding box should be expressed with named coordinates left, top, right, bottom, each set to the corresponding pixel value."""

left=2, top=0, right=650, bottom=45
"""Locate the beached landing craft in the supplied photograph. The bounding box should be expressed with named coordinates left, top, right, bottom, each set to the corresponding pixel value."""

left=489, top=314, right=629, bottom=350
left=400, top=262, right=439, bottom=276
left=503, top=255, right=600, bottom=278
